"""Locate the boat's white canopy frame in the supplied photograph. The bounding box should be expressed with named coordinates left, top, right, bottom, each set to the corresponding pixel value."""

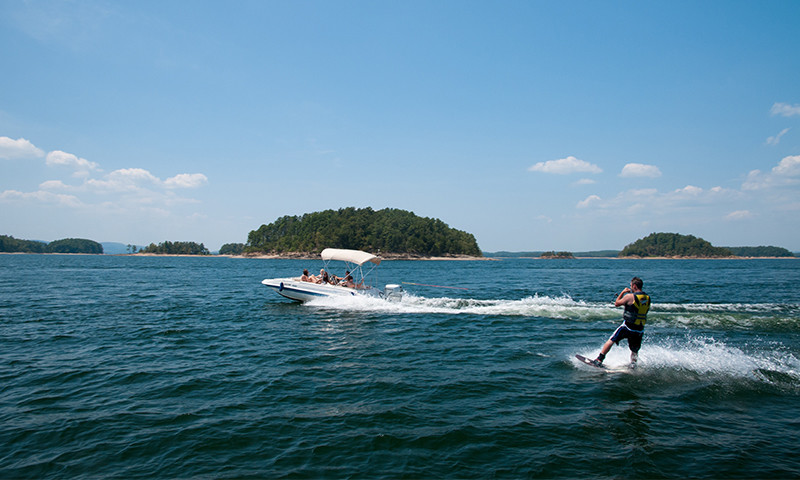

left=320, top=248, right=382, bottom=287
left=321, top=248, right=381, bottom=266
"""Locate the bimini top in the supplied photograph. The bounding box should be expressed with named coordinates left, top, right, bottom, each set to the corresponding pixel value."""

left=321, top=248, right=381, bottom=266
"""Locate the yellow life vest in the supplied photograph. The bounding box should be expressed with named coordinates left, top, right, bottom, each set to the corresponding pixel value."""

left=623, top=291, right=650, bottom=329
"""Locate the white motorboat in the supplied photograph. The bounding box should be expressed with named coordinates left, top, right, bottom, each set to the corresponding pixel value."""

left=261, top=248, right=403, bottom=302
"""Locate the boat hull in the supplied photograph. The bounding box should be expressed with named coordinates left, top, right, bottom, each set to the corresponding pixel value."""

left=261, top=278, right=380, bottom=302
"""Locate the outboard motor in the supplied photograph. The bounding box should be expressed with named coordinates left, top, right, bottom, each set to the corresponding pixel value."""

left=383, top=284, right=403, bottom=301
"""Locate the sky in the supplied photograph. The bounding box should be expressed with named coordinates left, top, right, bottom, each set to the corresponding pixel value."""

left=1, top=0, right=799, bottom=253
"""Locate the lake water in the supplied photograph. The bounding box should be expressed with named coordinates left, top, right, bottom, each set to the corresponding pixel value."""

left=1, top=254, right=799, bottom=478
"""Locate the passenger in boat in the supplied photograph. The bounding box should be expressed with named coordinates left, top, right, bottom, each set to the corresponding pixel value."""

left=300, top=269, right=313, bottom=282
left=342, top=274, right=356, bottom=288
left=317, top=269, right=332, bottom=284
left=331, top=270, right=349, bottom=285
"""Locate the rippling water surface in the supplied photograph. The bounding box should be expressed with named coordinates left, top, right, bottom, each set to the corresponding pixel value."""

left=1, top=255, right=799, bottom=478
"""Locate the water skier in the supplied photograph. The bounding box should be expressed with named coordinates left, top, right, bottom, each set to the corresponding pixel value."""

left=592, top=276, right=650, bottom=367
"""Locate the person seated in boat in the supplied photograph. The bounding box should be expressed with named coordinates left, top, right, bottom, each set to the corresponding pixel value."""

left=331, top=270, right=349, bottom=285
left=342, top=274, right=356, bottom=288
left=300, top=269, right=313, bottom=282
left=316, top=269, right=332, bottom=284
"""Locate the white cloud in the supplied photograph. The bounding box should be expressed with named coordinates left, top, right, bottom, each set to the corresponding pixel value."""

left=573, top=178, right=596, bottom=186
left=766, top=128, right=790, bottom=146
left=0, top=136, right=212, bottom=240
left=0, top=137, right=45, bottom=159
left=770, top=102, right=800, bottom=117
left=743, top=155, right=800, bottom=190
left=529, top=156, right=602, bottom=175
left=743, top=170, right=765, bottom=190
left=674, top=185, right=703, bottom=196
left=86, top=168, right=160, bottom=193
left=577, top=194, right=602, bottom=208
left=578, top=185, right=736, bottom=216
left=46, top=150, right=99, bottom=171
left=164, top=173, right=209, bottom=189
left=726, top=210, right=753, bottom=220
left=773, top=155, right=800, bottom=176
left=620, top=163, right=662, bottom=178
left=39, top=180, right=70, bottom=190
left=0, top=189, right=83, bottom=207
left=85, top=169, right=208, bottom=192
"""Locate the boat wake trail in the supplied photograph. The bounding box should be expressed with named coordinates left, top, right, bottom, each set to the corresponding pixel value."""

left=307, top=294, right=800, bottom=330
left=308, top=293, right=618, bottom=320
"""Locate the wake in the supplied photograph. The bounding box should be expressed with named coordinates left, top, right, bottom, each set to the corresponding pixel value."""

left=307, top=293, right=800, bottom=329
left=574, top=335, right=800, bottom=388
left=307, top=293, right=617, bottom=320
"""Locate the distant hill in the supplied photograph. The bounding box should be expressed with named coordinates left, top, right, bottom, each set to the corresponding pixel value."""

left=48, top=238, right=103, bottom=254
left=1, top=235, right=103, bottom=254
left=0, top=235, right=47, bottom=253
left=246, top=207, right=481, bottom=257
left=101, top=242, right=130, bottom=255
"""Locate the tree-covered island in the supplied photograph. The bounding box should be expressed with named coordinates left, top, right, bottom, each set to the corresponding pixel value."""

left=616, top=232, right=797, bottom=258
left=139, top=241, right=211, bottom=255
left=0, top=235, right=103, bottom=254
left=219, top=243, right=245, bottom=255
left=245, top=207, right=482, bottom=257
left=540, top=251, right=575, bottom=259
left=619, top=233, right=731, bottom=257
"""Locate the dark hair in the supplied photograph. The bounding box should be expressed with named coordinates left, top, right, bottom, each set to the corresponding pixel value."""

left=303, top=269, right=309, bottom=275
left=631, top=277, right=643, bottom=289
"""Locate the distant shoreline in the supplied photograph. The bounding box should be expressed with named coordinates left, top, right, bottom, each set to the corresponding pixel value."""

left=1, top=252, right=795, bottom=260
left=237, top=253, right=493, bottom=261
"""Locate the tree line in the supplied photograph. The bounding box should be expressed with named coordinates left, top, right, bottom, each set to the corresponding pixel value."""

left=620, top=233, right=732, bottom=257
left=724, top=246, right=795, bottom=257
left=140, top=241, right=210, bottom=255
left=540, top=251, right=575, bottom=259
left=0, top=235, right=104, bottom=254
left=246, top=207, right=482, bottom=256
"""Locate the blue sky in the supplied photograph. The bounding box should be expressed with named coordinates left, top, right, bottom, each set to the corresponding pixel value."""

left=1, top=0, right=799, bottom=252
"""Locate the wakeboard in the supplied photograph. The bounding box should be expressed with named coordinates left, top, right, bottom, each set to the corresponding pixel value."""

left=575, top=354, right=605, bottom=369
left=575, top=354, right=636, bottom=372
